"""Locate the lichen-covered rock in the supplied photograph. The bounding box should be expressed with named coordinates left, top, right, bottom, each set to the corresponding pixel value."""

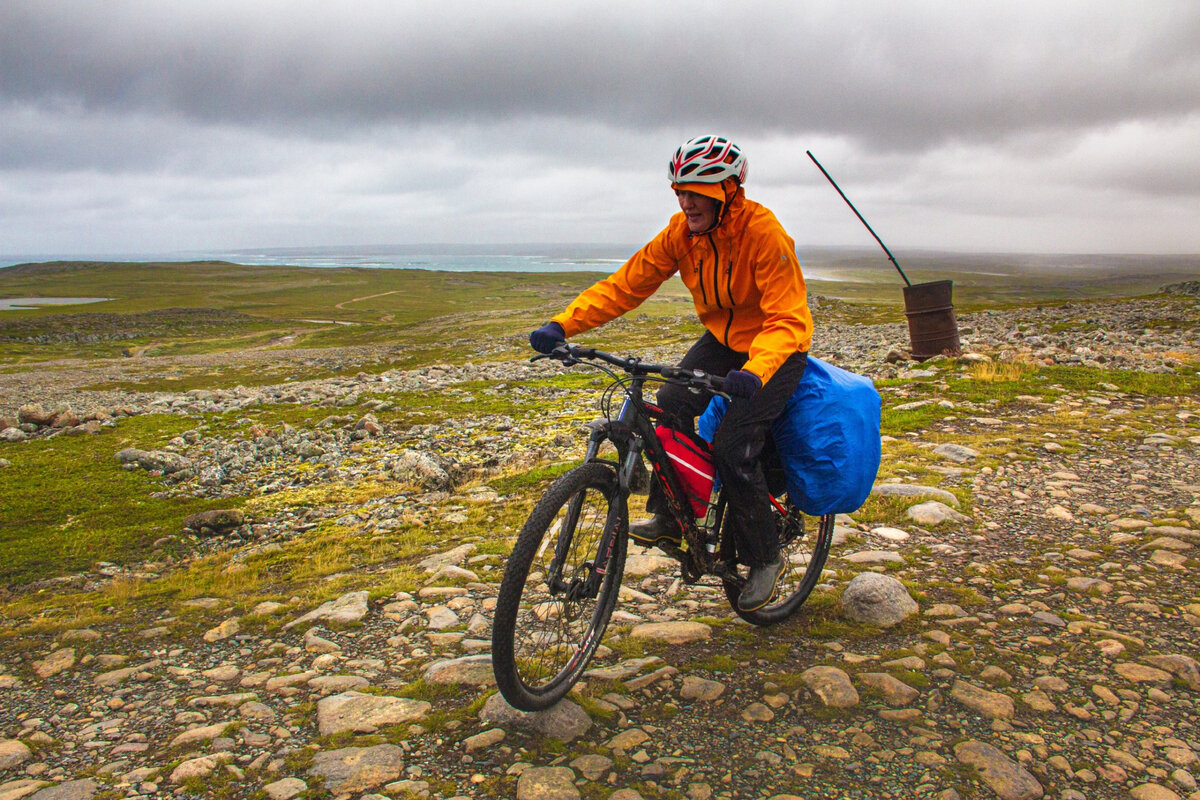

left=285, top=590, right=370, bottom=629
left=954, top=740, right=1043, bottom=800
left=857, top=672, right=920, bottom=706
left=316, top=691, right=431, bottom=735
left=951, top=680, right=1015, bottom=720
left=907, top=501, right=969, bottom=526
left=0, top=739, right=33, bottom=770
left=479, top=693, right=592, bottom=742
left=422, top=655, right=495, bottom=686
left=32, top=647, right=75, bottom=679
left=628, top=621, right=712, bottom=644
left=801, top=666, right=860, bottom=708
left=17, top=404, right=54, bottom=427
left=115, top=447, right=192, bottom=475
left=1142, top=654, right=1200, bottom=690
left=870, top=483, right=959, bottom=506
left=840, top=572, right=918, bottom=628
left=170, top=754, right=232, bottom=783
left=307, top=744, right=405, bottom=794
left=516, top=766, right=580, bottom=800
left=182, top=509, right=245, bottom=534
left=391, top=449, right=452, bottom=489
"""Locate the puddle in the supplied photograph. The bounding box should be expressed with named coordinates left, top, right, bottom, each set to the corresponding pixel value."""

left=0, top=297, right=111, bottom=310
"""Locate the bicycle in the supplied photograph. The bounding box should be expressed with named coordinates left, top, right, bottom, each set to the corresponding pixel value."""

left=491, top=343, right=835, bottom=711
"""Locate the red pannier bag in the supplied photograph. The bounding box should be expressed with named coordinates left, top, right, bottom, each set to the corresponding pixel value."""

left=655, top=425, right=716, bottom=517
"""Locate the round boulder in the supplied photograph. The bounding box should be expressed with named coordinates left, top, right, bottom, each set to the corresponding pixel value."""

left=392, top=450, right=452, bottom=490
left=17, top=404, right=54, bottom=427
left=841, top=572, right=918, bottom=628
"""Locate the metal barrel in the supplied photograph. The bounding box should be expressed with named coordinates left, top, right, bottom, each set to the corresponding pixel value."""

left=903, top=280, right=961, bottom=360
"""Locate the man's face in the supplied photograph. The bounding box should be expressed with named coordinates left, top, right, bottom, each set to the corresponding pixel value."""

left=676, top=189, right=719, bottom=234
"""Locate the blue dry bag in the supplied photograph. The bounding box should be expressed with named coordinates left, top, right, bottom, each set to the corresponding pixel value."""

left=698, top=356, right=881, bottom=516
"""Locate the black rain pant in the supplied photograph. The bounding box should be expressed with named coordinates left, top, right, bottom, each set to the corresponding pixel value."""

left=647, top=331, right=808, bottom=566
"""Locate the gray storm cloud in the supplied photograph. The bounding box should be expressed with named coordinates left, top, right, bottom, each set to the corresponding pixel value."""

left=6, top=2, right=1199, bottom=146
left=2, top=0, right=1199, bottom=254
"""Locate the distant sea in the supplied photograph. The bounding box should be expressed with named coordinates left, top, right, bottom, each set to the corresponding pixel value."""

left=0, top=243, right=866, bottom=282
left=0, top=244, right=637, bottom=273
left=3, top=244, right=1196, bottom=286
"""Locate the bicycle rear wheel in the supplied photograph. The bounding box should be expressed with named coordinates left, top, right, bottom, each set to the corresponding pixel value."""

left=491, top=461, right=627, bottom=711
left=724, top=502, right=834, bottom=626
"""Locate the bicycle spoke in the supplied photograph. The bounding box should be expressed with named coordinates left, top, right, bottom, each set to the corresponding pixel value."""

left=493, top=463, right=627, bottom=710
left=725, top=504, right=833, bottom=625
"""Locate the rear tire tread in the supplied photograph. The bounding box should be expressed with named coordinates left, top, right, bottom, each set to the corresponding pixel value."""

left=725, top=507, right=834, bottom=626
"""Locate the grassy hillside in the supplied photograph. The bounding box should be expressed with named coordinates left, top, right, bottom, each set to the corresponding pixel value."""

left=0, top=262, right=620, bottom=364
left=4, top=255, right=1197, bottom=365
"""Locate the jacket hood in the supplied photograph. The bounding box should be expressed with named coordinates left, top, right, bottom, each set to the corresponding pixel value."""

left=673, top=177, right=744, bottom=236
left=671, top=181, right=726, bottom=203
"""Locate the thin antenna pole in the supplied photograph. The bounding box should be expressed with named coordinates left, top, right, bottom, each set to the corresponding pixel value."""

left=807, top=150, right=911, bottom=287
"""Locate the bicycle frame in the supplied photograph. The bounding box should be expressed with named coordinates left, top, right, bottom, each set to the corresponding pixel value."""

left=539, top=346, right=730, bottom=594
left=494, top=344, right=838, bottom=711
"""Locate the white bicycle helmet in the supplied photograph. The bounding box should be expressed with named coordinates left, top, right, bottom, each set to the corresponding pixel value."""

left=668, top=135, right=748, bottom=185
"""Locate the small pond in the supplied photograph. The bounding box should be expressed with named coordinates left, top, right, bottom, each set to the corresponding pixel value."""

left=0, top=297, right=112, bottom=310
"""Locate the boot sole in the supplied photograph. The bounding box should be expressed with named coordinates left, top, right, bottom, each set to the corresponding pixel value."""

left=628, top=534, right=682, bottom=548
left=737, top=565, right=783, bottom=612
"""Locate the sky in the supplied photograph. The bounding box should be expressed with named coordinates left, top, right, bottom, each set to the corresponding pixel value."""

left=2, top=1, right=1200, bottom=258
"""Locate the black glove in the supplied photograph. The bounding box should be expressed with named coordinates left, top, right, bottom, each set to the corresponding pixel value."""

left=529, top=321, right=566, bottom=354
left=723, top=369, right=762, bottom=399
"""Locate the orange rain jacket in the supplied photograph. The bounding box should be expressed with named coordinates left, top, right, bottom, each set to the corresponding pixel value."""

left=552, top=183, right=812, bottom=385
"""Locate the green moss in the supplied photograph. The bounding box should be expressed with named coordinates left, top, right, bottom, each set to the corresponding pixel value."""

left=489, top=461, right=584, bottom=495
left=571, top=686, right=629, bottom=716
left=881, top=401, right=961, bottom=437
left=179, top=772, right=255, bottom=800
left=319, top=730, right=385, bottom=749
left=0, top=414, right=246, bottom=586
left=1037, top=364, right=1200, bottom=396
left=754, top=642, right=792, bottom=663
left=939, top=584, right=990, bottom=607
left=801, top=618, right=863, bottom=640
left=763, top=671, right=810, bottom=693
left=693, top=654, right=739, bottom=673
left=846, top=494, right=923, bottom=529
left=890, top=668, right=932, bottom=689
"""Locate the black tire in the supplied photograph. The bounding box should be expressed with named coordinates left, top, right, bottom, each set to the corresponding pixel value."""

left=724, top=502, right=834, bottom=626
left=491, top=461, right=627, bottom=711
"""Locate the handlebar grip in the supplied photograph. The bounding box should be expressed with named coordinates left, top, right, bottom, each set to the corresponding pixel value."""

left=661, top=365, right=724, bottom=391
left=531, top=344, right=727, bottom=394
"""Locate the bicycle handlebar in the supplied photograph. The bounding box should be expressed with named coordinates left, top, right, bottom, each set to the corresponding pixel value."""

left=533, top=343, right=726, bottom=393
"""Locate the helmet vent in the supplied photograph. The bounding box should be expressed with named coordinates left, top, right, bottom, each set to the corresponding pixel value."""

left=668, top=135, right=747, bottom=186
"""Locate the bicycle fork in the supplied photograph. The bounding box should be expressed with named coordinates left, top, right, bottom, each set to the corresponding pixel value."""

left=545, top=423, right=635, bottom=602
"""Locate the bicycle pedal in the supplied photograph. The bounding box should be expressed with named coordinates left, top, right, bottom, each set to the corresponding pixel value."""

left=653, top=538, right=686, bottom=557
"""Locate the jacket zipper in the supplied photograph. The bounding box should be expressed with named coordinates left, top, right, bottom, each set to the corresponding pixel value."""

left=707, top=234, right=723, bottom=310
left=724, top=249, right=735, bottom=345
left=725, top=254, right=734, bottom=308
left=706, top=233, right=737, bottom=347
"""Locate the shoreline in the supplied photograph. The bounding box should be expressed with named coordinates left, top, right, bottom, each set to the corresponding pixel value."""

left=5, top=247, right=1200, bottom=275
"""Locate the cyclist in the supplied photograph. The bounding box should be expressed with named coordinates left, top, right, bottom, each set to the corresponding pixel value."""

left=529, top=135, right=812, bottom=612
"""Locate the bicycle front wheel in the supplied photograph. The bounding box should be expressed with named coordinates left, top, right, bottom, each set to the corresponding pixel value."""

left=725, top=503, right=834, bottom=626
left=491, top=461, right=627, bottom=711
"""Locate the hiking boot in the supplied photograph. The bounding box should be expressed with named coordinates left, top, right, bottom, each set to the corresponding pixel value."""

left=627, top=514, right=681, bottom=547
left=738, top=555, right=785, bottom=612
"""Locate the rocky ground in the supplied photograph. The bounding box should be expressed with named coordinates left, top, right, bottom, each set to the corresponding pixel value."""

left=1, top=294, right=1199, bottom=800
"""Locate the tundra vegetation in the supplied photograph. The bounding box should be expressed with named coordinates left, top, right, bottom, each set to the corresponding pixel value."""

left=0, top=258, right=1198, bottom=800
